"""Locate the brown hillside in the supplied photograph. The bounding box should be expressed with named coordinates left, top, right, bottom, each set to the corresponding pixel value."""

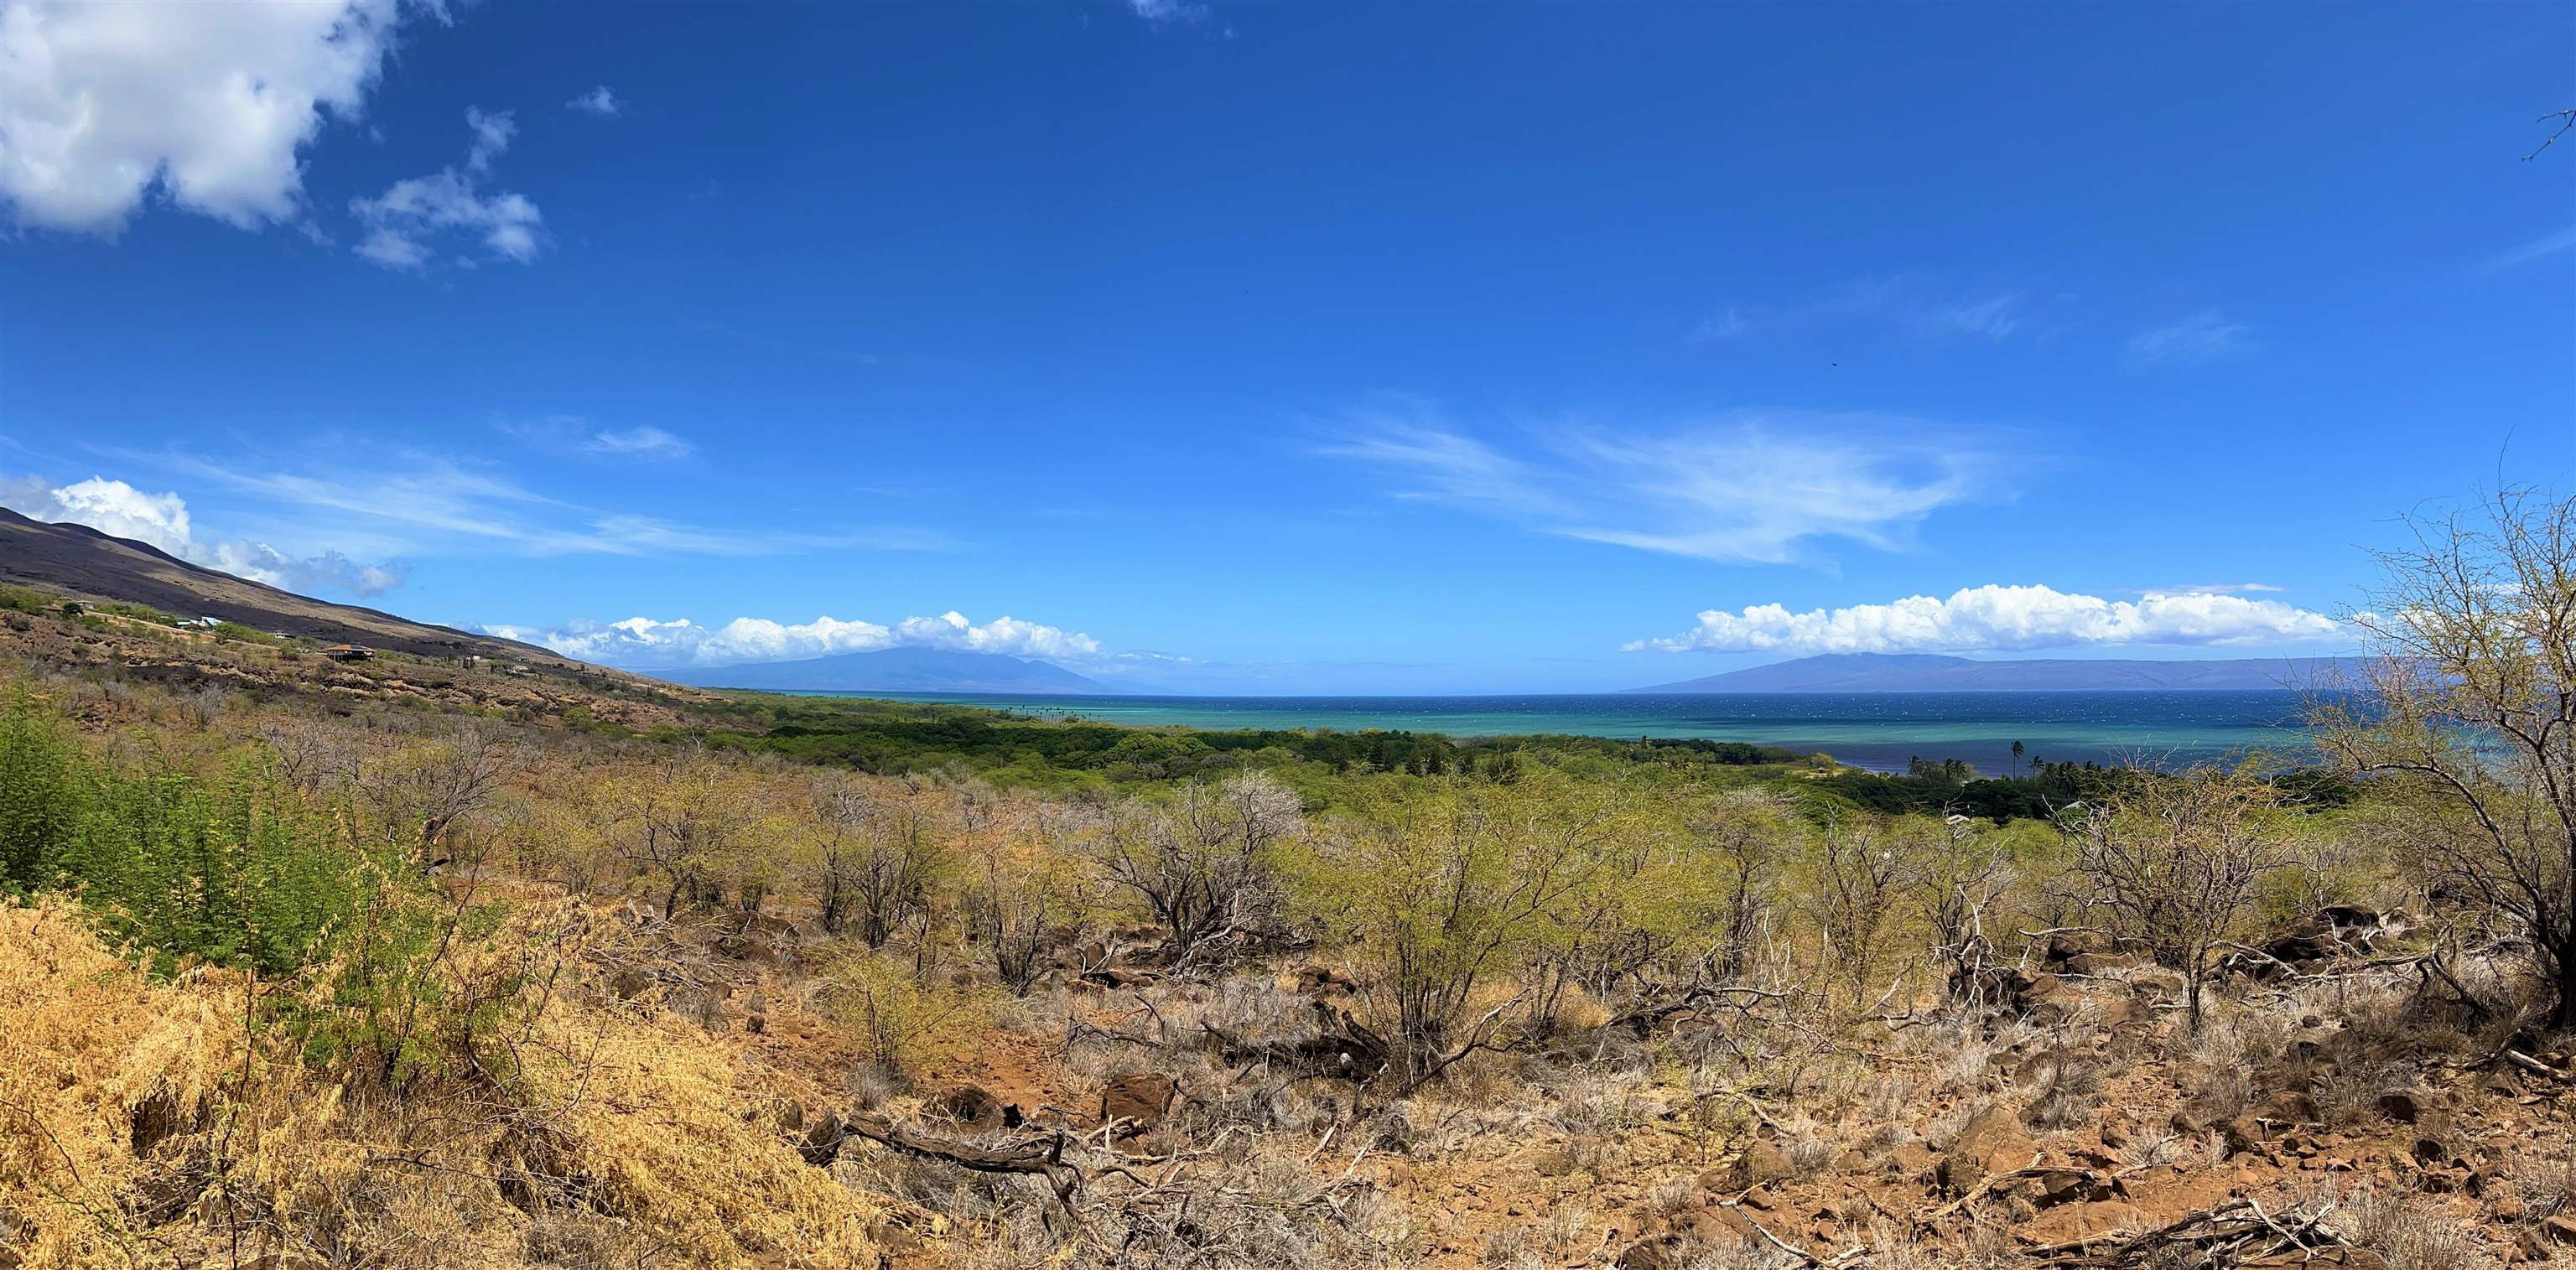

left=0, top=507, right=568, bottom=663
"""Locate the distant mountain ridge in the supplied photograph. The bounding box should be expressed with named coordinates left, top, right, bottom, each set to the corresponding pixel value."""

left=654, top=645, right=1121, bottom=695
left=1630, top=652, right=2358, bottom=693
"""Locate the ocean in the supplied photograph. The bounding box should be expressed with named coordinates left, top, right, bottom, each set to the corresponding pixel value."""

left=824, top=690, right=2325, bottom=775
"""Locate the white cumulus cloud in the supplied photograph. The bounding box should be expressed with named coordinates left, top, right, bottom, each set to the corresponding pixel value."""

left=1626, top=583, right=2342, bottom=655
left=351, top=106, right=543, bottom=270
left=2, top=474, right=406, bottom=596
left=566, top=86, right=619, bottom=117
left=463, top=105, right=513, bottom=174
left=0, top=0, right=406, bottom=235
left=482, top=611, right=1105, bottom=668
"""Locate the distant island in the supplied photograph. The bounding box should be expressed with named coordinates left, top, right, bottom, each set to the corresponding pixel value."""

left=1629, top=651, right=2360, bottom=693
left=652, top=645, right=1122, bottom=694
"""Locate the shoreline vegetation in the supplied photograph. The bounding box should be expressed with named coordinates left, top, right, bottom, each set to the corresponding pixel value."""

left=693, top=690, right=2358, bottom=824
left=0, top=486, right=2568, bottom=1270
left=740, top=686, right=2330, bottom=777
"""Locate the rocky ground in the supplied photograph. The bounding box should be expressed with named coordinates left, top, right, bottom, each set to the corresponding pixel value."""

left=8, top=598, right=2568, bottom=1268
left=637, top=900, right=2576, bottom=1269
left=4, top=609, right=719, bottom=733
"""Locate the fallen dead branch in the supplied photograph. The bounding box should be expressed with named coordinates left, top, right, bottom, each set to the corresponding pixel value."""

left=2020, top=1195, right=2356, bottom=1267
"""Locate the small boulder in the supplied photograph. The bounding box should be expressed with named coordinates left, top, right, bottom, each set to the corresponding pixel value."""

left=1527, top=1147, right=1578, bottom=1178
left=1614, top=1237, right=1680, bottom=1270
left=1098, top=1070, right=1179, bottom=1135
left=932, top=1084, right=1005, bottom=1127
left=797, top=1113, right=847, bottom=1167
left=2043, top=930, right=2109, bottom=966
left=2254, top=1090, right=2319, bottom=1130
left=1717, top=1141, right=1794, bottom=1191
left=2063, top=951, right=2137, bottom=975
left=2376, top=1090, right=2427, bottom=1124
left=1939, top=1105, right=2036, bottom=1194
left=2218, top=1116, right=2271, bottom=1158
left=2020, top=1168, right=2114, bottom=1208
left=1286, top=962, right=1358, bottom=998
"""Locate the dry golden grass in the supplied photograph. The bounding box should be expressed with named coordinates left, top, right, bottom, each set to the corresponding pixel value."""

left=1, top=898, right=248, bottom=1267
left=0, top=897, right=881, bottom=1270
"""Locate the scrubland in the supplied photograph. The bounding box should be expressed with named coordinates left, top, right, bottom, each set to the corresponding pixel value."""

left=1, top=488, right=2569, bottom=1269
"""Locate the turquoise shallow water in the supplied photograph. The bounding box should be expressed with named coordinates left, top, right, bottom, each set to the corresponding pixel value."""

left=811, top=691, right=2323, bottom=775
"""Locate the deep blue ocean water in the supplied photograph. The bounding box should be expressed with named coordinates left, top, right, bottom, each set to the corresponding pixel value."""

left=818, top=690, right=2324, bottom=775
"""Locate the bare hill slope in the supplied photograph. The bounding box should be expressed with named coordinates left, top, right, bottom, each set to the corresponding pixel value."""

left=0, top=507, right=563, bottom=662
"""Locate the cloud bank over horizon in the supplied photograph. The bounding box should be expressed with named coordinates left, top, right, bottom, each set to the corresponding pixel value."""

left=482, top=610, right=1109, bottom=668
left=1628, top=583, right=2345, bottom=656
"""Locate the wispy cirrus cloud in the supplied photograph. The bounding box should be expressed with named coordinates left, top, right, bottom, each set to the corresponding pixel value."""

left=1126, top=0, right=1211, bottom=25
left=501, top=417, right=695, bottom=461
left=1324, top=406, right=1995, bottom=566
left=2125, top=310, right=2253, bottom=368
left=1691, top=277, right=2038, bottom=345
left=1323, top=422, right=1574, bottom=520
left=2481, top=222, right=2576, bottom=274
left=585, top=427, right=692, bottom=459
left=2148, top=582, right=2287, bottom=595
left=1627, top=584, right=2343, bottom=656
left=96, top=447, right=953, bottom=567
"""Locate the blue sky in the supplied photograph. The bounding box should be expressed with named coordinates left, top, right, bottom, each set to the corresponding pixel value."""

left=3, top=0, right=2570, bottom=692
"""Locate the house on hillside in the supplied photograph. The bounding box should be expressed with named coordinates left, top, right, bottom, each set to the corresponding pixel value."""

left=323, top=644, right=374, bottom=661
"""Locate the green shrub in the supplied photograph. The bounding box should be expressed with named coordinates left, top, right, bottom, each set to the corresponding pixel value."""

left=0, top=698, right=421, bottom=977
left=96, top=601, right=179, bottom=625
left=0, top=701, right=79, bottom=889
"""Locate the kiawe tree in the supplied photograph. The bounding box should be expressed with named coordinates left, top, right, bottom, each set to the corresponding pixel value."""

left=2070, top=766, right=2288, bottom=1035
left=1293, top=775, right=1622, bottom=1089
left=2314, top=486, right=2576, bottom=1027
left=1095, top=770, right=1301, bottom=958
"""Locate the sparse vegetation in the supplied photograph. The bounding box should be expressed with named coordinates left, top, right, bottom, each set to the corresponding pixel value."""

left=1, top=491, right=2571, bottom=1270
